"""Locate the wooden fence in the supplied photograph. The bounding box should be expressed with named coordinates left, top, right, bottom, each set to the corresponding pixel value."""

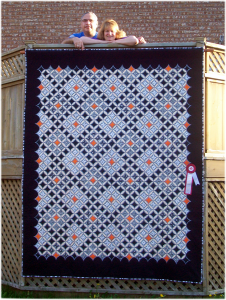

left=1, top=38, right=225, bottom=296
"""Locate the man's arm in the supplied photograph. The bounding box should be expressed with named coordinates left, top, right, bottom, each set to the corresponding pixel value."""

left=61, top=37, right=85, bottom=50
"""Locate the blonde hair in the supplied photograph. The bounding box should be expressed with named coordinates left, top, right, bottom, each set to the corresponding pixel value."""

left=97, top=19, right=126, bottom=40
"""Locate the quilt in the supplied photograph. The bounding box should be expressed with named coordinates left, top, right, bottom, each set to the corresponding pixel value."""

left=23, top=48, right=203, bottom=282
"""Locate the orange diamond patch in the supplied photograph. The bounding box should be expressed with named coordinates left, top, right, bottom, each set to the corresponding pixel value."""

left=92, top=103, right=98, bottom=109
left=37, top=121, right=43, bottom=127
left=184, top=237, right=189, bottom=243
left=36, top=158, right=42, bottom=164
left=184, top=198, right=190, bottom=205
left=109, top=196, right=114, bottom=202
left=184, top=160, right=190, bottom=166
left=127, top=216, right=133, bottom=222
left=72, top=234, right=77, bottom=240
left=109, top=234, right=115, bottom=240
left=146, top=197, right=152, bottom=203
left=92, top=67, right=98, bottom=72
left=109, top=159, right=115, bottom=165
left=164, top=255, right=170, bottom=262
left=146, top=235, right=152, bottom=241
left=146, top=159, right=152, bottom=165
left=56, top=66, right=62, bottom=72
left=128, top=178, right=133, bottom=184
left=127, top=254, right=132, bottom=261
left=72, top=196, right=78, bottom=202
left=36, top=196, right=41, bottom=202
left=91, top=140, right=96, bottom=146
left=35, top=233, right=41, bottom=240
left=165, top=179, right=171, bottom=185
left=147, top=85, right=153, bottom=91
left=184, top=84, right=190, bottom=90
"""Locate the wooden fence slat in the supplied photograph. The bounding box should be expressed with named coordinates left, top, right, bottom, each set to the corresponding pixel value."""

left=208, top=199, right=225, bottom=226
left=214, top=52, right=225, bottom=72
left=208, top=59, right=219, bottom=74
left=15, top=83, right=24, bottom=149
left=5, top=59, right=14, bottom=77
left=212, top=52, right=224, bottom=73
left=9, top=86, right=16, bottom=150
left=212, top=182, right=225, bottom=199
left=208, top=259, right=225, bottom=289
left=2, top=182, right=21, bottom=224
left=209, top=53, right=224, bottom=73
left=208, top=232, right=225, bottom=265
left=209, top=250, right=225, bottom=274
left=12, top=56, right=23, bottom=75
left=2, top=62, right=12, bottom=78
left=7, top=58, right=18, bottom=75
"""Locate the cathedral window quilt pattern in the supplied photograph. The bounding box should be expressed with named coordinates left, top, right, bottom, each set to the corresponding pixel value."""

left=23, top=48, right=203, bottom=282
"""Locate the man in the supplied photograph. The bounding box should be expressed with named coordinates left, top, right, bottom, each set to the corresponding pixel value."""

left=61, top=12, right=98, bottom=50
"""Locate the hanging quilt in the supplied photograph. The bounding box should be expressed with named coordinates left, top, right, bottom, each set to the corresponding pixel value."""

left=23, top=48, right=203, bottom=282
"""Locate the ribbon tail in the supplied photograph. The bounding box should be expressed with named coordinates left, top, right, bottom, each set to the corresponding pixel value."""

left=184, top=173, right=193, bottom=195
left=192, top=172, right=200, bottom=186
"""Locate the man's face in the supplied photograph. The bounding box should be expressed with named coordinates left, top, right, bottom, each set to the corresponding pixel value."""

left=81, top=13, right=98, bottom=37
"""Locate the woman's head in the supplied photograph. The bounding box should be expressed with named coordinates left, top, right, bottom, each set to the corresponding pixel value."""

left=97, top=19, right=126, bottom=41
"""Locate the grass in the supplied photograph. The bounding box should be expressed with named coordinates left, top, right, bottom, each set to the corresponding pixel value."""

left=1, top=285, right=225, bottom=299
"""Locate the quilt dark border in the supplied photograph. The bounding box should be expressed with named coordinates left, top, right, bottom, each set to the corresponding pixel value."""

left=23, top=48, right=204, bottom=282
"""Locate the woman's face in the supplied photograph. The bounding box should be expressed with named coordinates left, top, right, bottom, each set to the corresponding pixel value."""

left=104, top=27, right=116, bottom=41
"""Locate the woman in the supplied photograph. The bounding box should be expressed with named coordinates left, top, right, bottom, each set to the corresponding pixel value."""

left=79, top=19, right=146, bottom=46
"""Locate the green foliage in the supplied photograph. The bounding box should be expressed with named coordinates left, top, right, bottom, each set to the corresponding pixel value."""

left=1, top=285, right=224, bottom=299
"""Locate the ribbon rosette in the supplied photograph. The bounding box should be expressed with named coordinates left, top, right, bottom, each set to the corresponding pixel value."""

left=184, top=163, right=200, bottom=195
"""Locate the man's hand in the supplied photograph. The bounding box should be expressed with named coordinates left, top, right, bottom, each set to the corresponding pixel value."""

left=137, top=36, right=146, bottom=44
left=61, top=37, right=85, bottom=50
left=71, top=37, right=85, bottom=50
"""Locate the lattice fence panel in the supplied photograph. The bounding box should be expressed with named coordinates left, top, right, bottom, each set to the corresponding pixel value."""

left=207, top=50, right=225, bottom=73
left=1, top=53, right=25, bottom=80
left=1, top=179, right=22, bottom=286
left=207, top=181, right=225, bottom=291
left=24, top=277, right=203, bottom=295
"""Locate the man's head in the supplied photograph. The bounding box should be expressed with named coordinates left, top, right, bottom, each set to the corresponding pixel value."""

left=81, top=12, right=98, bottom=37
